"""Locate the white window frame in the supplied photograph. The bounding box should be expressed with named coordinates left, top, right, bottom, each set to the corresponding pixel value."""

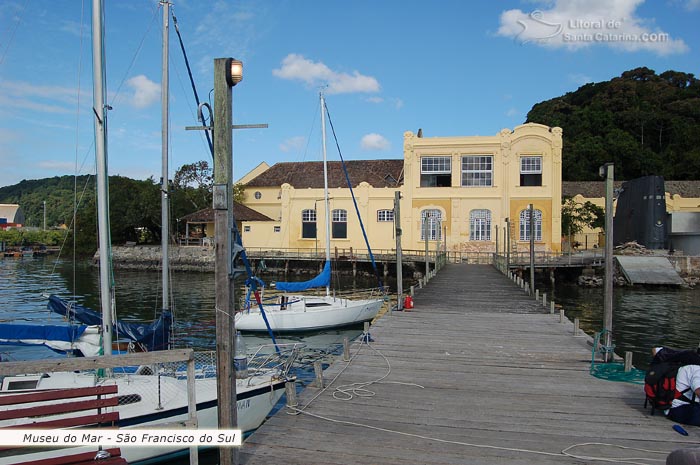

left=421, top=156, right=451, bottom=174
left=377, top=209, right=394, bottom=222
left=332, top=209, right=348, bottom=239
left=519, top=209, right=542, bottom=241
left=520, top=156, right=542, bottom=174
left=273, top=226, right=281, bottom=233
left=420, top=209, right=442, bottom=241
left=469, top=209, right=491, bottom=241
left=461, top=155, right=493, bottom=187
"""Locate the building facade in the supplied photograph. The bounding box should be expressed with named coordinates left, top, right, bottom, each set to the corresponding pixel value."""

left=237, top=123, right=564, bottom=255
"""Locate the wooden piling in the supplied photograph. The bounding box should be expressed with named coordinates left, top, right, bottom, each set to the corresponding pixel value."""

left=313, top=360, right=324, bottom=389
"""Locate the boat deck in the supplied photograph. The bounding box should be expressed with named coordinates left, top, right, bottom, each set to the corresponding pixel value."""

left=240, top=263, right=695, bottom=464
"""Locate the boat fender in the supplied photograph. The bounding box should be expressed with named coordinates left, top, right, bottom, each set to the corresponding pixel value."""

left=403, top=295, right=414, bottom=310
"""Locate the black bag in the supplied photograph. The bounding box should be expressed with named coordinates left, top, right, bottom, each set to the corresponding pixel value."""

left=644, top=348, right=700, bottom=415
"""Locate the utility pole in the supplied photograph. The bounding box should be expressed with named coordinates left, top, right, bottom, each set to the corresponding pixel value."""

left=394, top=191, right=403, bottom=310
left=213, top=57, right=242, bottom=465
left=43, top=201, right=46, bottom=231
left=505, top=218, right=510, bottom=271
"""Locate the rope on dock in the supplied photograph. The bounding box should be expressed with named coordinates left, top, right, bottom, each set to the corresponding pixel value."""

left=286, top=333, right=683, bottom=465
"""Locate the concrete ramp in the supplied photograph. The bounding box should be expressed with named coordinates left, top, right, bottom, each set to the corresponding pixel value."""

left=616, top=255, right=685, bottom=285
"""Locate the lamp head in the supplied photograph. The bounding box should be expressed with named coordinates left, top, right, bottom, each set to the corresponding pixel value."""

left=226, top=58, right=243, bottom=87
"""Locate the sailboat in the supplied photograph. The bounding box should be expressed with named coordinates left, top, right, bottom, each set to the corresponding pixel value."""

left=0, top=2, right=292, bottom=463
left=235, top=93, right=385, bottom=333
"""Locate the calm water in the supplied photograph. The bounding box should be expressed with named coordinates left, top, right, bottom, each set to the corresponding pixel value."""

left=0, top=256, right=366, bottom=363
left=3, top=256, right=699, bottom=370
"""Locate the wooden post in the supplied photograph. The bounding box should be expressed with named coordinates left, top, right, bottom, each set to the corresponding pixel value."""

left=535, top=289, right=539, bottom=301
left=313, top=360, right=324, bottom=389
left=542, top=292, right=547, bottom=307
left=573, top=318, right=579, bottom=336
left=624, top=351, right=633, bottom=372
left=559, top=308, right=565, bottom=323
left=529, top=204, right=535, bottom=294
left=410, top=285, right=415, bottom=296
left=285, top=381, right=298, bottom=412
left=343, top=337, right=350, bottom=361
left=550, top=301, right=555, bottom=314
left=213, top=57, right=237, bottom=465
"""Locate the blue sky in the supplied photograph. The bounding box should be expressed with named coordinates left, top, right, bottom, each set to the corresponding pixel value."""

left=0, top=0, right=698, bottom=188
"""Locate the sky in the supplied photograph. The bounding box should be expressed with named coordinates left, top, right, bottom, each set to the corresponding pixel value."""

left=0, top=0, right=698, bottom=188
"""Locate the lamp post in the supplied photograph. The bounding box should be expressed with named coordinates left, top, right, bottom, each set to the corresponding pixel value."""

left=213, top=57, right=242, bottom=465
left=600, top=163, right=614, bottom=362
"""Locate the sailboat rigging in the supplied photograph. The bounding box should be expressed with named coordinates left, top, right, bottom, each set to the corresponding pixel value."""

left=235, top=93, right=385, bottom=333
left=0, top=2, right=295, bottom=463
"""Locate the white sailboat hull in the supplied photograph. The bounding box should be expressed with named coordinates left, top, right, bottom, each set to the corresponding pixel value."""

left=235, top=295, right=384, bottom=332
left=0, top=371, right=287, bottom=464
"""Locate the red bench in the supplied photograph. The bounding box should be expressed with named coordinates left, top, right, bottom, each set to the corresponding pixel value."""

left=0, top=385, right=127, bottom=464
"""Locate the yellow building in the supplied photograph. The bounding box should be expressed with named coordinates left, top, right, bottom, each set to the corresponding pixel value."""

left=239, top=123, right=564, bottom=255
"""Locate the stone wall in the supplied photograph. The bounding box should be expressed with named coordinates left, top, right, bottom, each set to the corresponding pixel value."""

left=95, top=245, right=215, bottom=272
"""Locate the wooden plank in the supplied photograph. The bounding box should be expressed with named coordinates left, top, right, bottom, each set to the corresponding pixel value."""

left=1, top=412, right=119, bottom=431
left=0, top=386, right=118, bottom=406
left=0, top=397, right=118, bottom=421
left=239, top=264, right=685, bottom=465
left=0, top=349, right=194, bottom=377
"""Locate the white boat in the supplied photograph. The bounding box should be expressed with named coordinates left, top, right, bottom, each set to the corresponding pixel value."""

left=235, top=93, right=385, bottom=333
left=0, top=350, right=291, bottom=464
left=0, top=2, right=293, bottom=463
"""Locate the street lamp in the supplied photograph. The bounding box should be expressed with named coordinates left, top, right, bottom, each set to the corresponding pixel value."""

left=599, top=163, right=614, bottom=362
left=227, top=58, right=243, bottom=87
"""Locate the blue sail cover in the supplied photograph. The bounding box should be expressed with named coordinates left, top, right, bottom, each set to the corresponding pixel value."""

left=48, top=295, right=172, bottom=352
left=275, top=261, right=331, bottom=292
left=0, top=323, right=100, bottom=356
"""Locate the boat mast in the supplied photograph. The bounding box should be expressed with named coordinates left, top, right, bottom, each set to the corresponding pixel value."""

left=320, top=92, right=331, bottom=297
left=160, top=0, right=171, bottom=339
left=92, top=0, right=113, bottom=355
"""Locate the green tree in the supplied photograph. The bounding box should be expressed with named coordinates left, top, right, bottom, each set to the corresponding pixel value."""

left=561, top=198, right=605, bottom=241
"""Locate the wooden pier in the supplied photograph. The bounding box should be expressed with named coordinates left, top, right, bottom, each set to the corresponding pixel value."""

left=240, top=263, right=694, bottom=464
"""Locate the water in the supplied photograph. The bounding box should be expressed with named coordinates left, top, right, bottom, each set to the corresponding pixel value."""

left=545, top=279, right=700, bottom=369
left=0, top=256, right=365, bottom=365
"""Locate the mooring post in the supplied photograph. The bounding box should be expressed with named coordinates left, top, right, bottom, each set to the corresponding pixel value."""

left=535, top=289, right=539, bottom=301
left=313, top=360, right=324, bottom=389
left=624, top=352, right=633, bottom=372
left=343, top=337, right=350, bottom=361
left=542, top=292, right=547, bottom=307
left=285, top=381, right=298, bottom=412
left=573, top=318, right=580, bottom=336
left=559, top=308, right=565, bottom=323
left=550, top=301, right=555, bottom=314
left=410, top=285, right=415, bottom=296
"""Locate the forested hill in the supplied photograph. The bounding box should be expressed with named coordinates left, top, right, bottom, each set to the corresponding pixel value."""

left=526, top=67, right=700, bottom=181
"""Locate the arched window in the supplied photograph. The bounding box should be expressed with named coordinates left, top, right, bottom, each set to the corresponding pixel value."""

left=420, top=209, right=442, bottom=241
left=519, top=208, right=542, bottom=241
left=332, top=209, right=347, bottom=239
left=301, top=209, right=316, bottom=239
left=469, top=209, right=491, bottom=241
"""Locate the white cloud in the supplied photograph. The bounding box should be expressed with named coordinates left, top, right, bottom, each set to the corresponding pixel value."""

left=0, top=80, right=83, bottom=112
left=497, top=0, right=688, bottom=56
left=273, top=54, right=380, bottom=94
left=279, top=136, right=305, bottom=153
left=505, top=108, right=518, bottom=117
left=126, top=75, right=160, bottom=108
left=360, top=133, right=390, bottom=151
left=393, top=98, right=404, bottom=110
left=686, top=0, right=700, bottom=10
left=366, top=96, right=384, bottom=104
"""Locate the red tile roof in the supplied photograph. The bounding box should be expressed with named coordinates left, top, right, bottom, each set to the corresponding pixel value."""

left=179, top=203, right=273, bottom=223
left=244, top=160, right=404, bottom=189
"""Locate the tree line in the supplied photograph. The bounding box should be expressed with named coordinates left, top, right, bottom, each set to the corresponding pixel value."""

left=527, top=67, right=700, bottom=181
left=0, top=161, right=228, bottom=254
